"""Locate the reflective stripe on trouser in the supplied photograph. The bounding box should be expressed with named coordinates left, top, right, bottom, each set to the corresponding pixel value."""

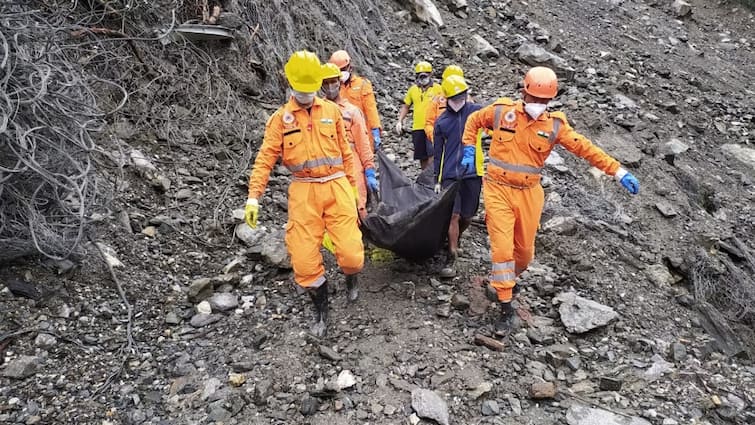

left=350, top=143, right=368, bottom=217
left=483, top=178, right=545, bottom=302
left=285, top=176, right=364, bottom=288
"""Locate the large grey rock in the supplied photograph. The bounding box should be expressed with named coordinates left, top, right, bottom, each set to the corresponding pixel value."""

left=188, top=278, right=213, bottom=303
left=722, top=144, right=755, bottom=172
left=411, top=0, right=444, bottom=27
left=555, top=292, right=618, bottom=333
left=596, top=132, right=644, bottom=167
left=516, top=42, right=575, bottom=79
left=671, top=0, right=692, bottom=17
left=661, top=139, right=689, bottom=157
left=2, top=355, right=39, bottom=379
left=472, top=34, right=499, bottom=58
left=209, top=292, right=238, bottom=312
left=646, top=264, right=675, bottom=286
left=261, top=230, right=291, bottom=269
left=566, top=404, right=651, bottom=425
left=411, top=389, right=449, bottom=425
left=190, top=313, right=221, bottom=328
left=481, top=400, right=499, bottom=416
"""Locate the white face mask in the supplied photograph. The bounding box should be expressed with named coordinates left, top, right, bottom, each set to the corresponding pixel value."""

left=447, top=97, right=466, bottom=112
left=293, top=91, right=316, bottom=107
left=524, top=102, right=548, bottom=119
left=340, top=71, right=350, bottom=83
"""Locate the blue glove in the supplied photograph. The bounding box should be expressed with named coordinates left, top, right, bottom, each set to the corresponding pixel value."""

left=365, top=168, right=379, bottom=192
left=460, top=146, right=476, bottom=173
left=620, top=172, right=639, bottom=194
left=371, top=128, right=381, bottom=150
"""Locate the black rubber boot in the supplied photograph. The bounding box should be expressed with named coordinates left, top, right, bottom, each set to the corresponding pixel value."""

left=345, top=274, right=359, bottom=302
left=494, top=301, right=515, bottom=336
left=308, top=281, right=329, bottom=337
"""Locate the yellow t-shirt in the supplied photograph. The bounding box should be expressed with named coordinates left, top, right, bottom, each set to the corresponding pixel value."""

left=404, top=83, right=443, bottom=131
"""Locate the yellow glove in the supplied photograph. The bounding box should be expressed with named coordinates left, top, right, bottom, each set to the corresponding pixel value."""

left=322, top=231, right=336, bottom=254
left=245, top=198, right=259, bottom=228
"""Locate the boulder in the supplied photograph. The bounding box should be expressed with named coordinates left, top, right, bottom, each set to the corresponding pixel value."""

left=516, top=42, right=575, bottom=80
left=411, top=0, right=444, bottom=27
left=566, top=404, right=651, bottom=425
left=722, top=144, right=755, bottom=172
left=555, top=292, right=618, bottom=333
left=411, top=389, right=449, bottom=425
left=472, top=34, right=499, bottom=58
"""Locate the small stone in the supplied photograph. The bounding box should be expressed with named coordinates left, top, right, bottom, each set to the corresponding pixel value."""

left=2, top=356, right=39, bottom=379
left=222, top=257, right=244, bottom=274
left=468, top=382, right=493, bottom=399
left=411, top=389, right=449, bottom=425
left=254, top=379, right=273, bottom=405
left=472, top=34, right=499, bottom=58
left=189, top=313, right=220, bottom=328
left=318, top=345, right=343, bottom=362
left=300, top=395, right=320, bottom=416
left=566, top=404, right=650, bottom=425
left=336, top=370, right=357, bottom=390
left=450, top=294, right=470, bottom=310
left=26, top=416, right=42, bottom=425
left=436, top=304, right=451, bottom=318
left=196, top=300, right=212, bottom=315
left=165, top=312, right=181, bottom=325
left=334, top=399, right=344, bottom=411
left=599, top=377, right=623, bottom=391
left=711, top=395, right=722, bottom=406
left=229, top=373, right=246, bottom=387
left=655, top=201, right=678, bottom=218
left=174, top=188, right=193, bottom=200
left=481, top=400, right=499, bottom=416
left=646, top=264, right=675, bottom=285
left=209, top=292, right=238, bottom=312
left=384, top=404, right=397, bottom=415
left=672, top=0, right=692, bottom=17
left=141, top=226, right=157, bottom=237
left=409, top=413, right=421, bottom=425
left=187, top=278, right=213, bottom=302
left=672, top=342, right=687, bottom=362
left=661, top=139, right=689, bottom=157
left=507, top=395, right=522, bottom=415
left=34, top=333, right=57, bottom=349
left=529, top=382, right=557, bottom=399
left=566, top=356, right=582, bottom=371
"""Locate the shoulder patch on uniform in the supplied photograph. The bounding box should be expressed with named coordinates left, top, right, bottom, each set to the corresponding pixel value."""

left=494, top=97, right=515, bottom=106
left=282, top=112, right=294, bottom=124
left=549, top=111, right=568, bottom=124
left=504, top=110, right=516, bottom=123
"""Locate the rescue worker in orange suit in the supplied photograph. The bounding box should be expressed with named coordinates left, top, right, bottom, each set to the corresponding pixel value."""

left=425, top=65, right=467, bottom=144
left=320, top=63, right=379, bottom=220
left=432, top=75, right=483, bottom=278
left=329, top=50, right=383, bottom=151
left=245, top=51, right=364, bottom=338
left=396, top=61, right=444, bottom=170
left=461, top=66, right=640, bottom=334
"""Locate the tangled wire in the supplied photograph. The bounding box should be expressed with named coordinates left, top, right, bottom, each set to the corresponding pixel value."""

left=689, top=241, right=755, bottom=328
left=0, top=5, right=121, bottom=263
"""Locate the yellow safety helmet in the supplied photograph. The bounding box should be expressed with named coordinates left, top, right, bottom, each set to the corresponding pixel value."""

left=321, top=62, right=341, bottom=81
left=414, top=61, right=433, bottom=74
left=442, top=64, right=464, bottom=80
left=284, top=50, right=323, bottom=93
left=441, top=75, right=468, bottom=98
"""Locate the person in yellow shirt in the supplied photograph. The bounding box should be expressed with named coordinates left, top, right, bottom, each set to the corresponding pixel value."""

left=395, top=61, right=444, bottom=169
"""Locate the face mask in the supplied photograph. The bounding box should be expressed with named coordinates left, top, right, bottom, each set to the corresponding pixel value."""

left=321, top=82, right=340, bottom=101
left=293, top=91, right=315, bottom=107
left=340, top=71, right=350, bottom=83
left=447, top=96, right=466, bottom=112
left=524, top=102, right=548, bottom=120
left=417, top=74, right=430, bottom=86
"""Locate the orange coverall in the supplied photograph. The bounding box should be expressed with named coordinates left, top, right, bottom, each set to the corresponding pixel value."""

left=248, top=97, right=364, bottom=288
left=336, top=97, right=375, bottom=219
left=340, top=75, right=382, bottom=149
left=424, top=95, right=447, bottom=143
left=462, top=98, right=621, bottom=302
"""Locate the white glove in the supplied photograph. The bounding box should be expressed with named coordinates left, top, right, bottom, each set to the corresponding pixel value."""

left=433, top=184, right=441, bottom=194
left=394, top=121, right=403, bottom=135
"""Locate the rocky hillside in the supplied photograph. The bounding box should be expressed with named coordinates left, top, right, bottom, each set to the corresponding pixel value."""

left=1, top=0, right=754, bottom=424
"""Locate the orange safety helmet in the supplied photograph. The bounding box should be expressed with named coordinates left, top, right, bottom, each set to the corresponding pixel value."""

left=329, top=50, right=351, bottom=69
left=522, top=66, right=558, bottom=99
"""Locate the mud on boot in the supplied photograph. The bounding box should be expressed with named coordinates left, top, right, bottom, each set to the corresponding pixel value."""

left=439, top=250, right=458, bottom=279
left=494, top=301, right=515, bottom=337
left=308, top=281, right=329, bottom=337
left=345, top=274, right=359, bottom=302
